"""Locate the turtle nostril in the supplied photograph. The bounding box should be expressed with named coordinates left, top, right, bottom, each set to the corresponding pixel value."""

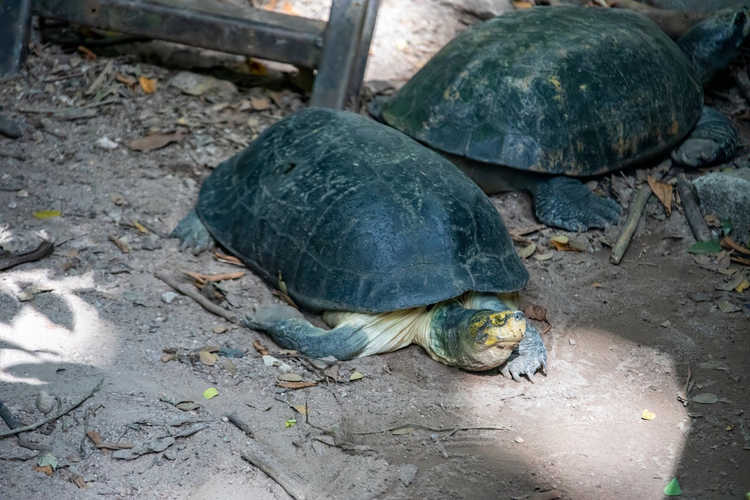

left=514, top=312, right=524, bottom=321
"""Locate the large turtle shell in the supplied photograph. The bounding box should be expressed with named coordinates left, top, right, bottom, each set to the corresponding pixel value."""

left=380, top=6, right=704, bottom=176
left=196, top=108, right=528, bottom=314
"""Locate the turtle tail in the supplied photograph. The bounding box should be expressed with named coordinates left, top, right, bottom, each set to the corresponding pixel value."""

left=244, top=306, right=368, bottom=360
left=367, top=95, right=390, bottom=123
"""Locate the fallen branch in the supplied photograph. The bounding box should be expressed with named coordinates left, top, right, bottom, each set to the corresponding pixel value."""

left=178, top=268, right=245, bottom=283
left=676, top=174, right=712, bottom=242
left=155, top=271, right=238, bottom=323
left=241, top=447, right=308, bottom=500
left=610, top=168, right=667, bottom=265
left=0, top=379, right=103, bottom=438
left=721, top=236, right=750, bottom=256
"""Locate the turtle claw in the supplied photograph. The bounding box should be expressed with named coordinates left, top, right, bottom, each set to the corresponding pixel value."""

left=171, top=209, right=215, bottom=255
left=534, top=176, right=621, bottom=231
left=500, top=324, right=548, bottom=383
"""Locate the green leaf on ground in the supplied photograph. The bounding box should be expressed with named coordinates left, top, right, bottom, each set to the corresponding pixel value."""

left=664, top=478, right=681, bottom=496
left=688, top=239, right=722, bottom=255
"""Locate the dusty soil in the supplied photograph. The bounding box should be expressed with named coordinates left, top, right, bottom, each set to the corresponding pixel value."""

left=1, top=2, right=749, bottom=500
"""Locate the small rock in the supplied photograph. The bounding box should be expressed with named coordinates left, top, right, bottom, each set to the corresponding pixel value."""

left=0, top=112, right=26, bottom=139
left=8, top=201, right=17, bottom=209
left=262, top=355, right=280, bottom=367
left=278, top=362, right=293, bottom=374
left=96, top=136, right=119, bottom=150
left=35, top=391, right=56, bottom=414
left=569, top=338, right=576, bottom=346
left=163, top=449, right=178, bottom=461
left=169, top=71, right=238, bottom=99
left=514, top=436, right=524, bottom=443
left=161, top=292, right=179, bottom=304
left=16, top=190, right=28, bottom=198
left=694, top=168, right=750, bottom=244
left=399, top=464, right=418, bottom=487
left=212, top=325, right=228, bottom=334
left=312, top=440, right=328, bottom=455
left=660, top=320, right=671, bottom=328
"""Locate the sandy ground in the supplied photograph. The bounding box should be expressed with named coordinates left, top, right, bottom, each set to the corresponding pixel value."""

left=1, top=2, right=749, bottom=499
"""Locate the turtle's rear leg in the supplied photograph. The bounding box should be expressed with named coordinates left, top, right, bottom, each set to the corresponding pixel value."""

left=532, top=176, right=621, bottom=231
left=171, top=209, right=215, bottom=255
left=244, top=305, right=368, bottom=360
left=671, top=106, right=737, bottom=167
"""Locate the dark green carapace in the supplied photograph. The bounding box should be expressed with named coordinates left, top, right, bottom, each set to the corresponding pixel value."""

left=195, top=108, right=528, bottom=314
left=381, top=6, right=703, bottom=176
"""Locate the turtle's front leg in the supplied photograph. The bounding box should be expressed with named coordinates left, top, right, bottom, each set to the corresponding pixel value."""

left=244, top=305, right=368, bottom=360
left=531, top=176, right=621, bottom=232
left=500, top=324, right=548, bottom=383
left=171, top=209, right=215, bottom=255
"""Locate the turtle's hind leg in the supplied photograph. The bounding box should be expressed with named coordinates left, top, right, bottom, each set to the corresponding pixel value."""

left=171, top=209, right=215, bottom=255
left=244, top=305, right=368, bottom=360
left=671, top=107, right=737, bottom=167
left=532, top=176, right=621, bottom=231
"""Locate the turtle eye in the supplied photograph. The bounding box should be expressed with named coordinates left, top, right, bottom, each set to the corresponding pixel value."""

left=734, top=12, right=745, bottom=26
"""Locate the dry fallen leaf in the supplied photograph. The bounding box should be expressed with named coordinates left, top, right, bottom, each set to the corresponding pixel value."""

left=592, top=282, right=602, bottom=288
left=33, top=210, right=61, bottom=219
left=647, top=174, right=673, bottom=216
left=138, top=76, right=157, bottom=93
left=736, top=279, right=750, bottom=293
left=523, top=305, right=547, bottom=322
left=535, top=252, right=554, bottom=261
left=253, top=340, right=270, bottom=356
left=115, top=73, right=137, bottom=89
left=278, top=373, right=303, bottom=382
left=33, top=465, right=54, bottom=477
left=349, top=371, right=365, bottom=381
left=517, top=242, right=536, bottom=259
left=250, top=95, right=272, bottom=111
left=199, top=351, right=217, bottom=366
left=129, top=129, right=187, bottom=152
left=292, top=404, right=307, bottom=415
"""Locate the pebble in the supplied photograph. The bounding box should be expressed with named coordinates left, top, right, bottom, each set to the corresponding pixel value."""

left=96, top=136, right=119, bottom=149
left=514, top=436, right=524, bottom=443
left=35, top=391, right=56, bottom=414
left=399, top=464, right=418, bottom=487
left=569, top=338, right=576, bottom=346
left=161, top=292, right=179, bottom=304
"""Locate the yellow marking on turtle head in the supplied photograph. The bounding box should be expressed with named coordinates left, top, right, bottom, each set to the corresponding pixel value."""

left=469, top=310, right=525, bottom=347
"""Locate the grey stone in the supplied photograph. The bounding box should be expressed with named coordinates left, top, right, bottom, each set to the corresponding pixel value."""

left=694, top=168, right=750, bottom=244
left=35, top=391, right=56, bottom=414
left=161, top=292, right=179, bottom=304
left=399, top=464, right=418, bottom=487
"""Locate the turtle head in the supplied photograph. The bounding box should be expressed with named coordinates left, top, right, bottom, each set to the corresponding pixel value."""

left=470, top=310, right=526, bottom=348
left=677, top=7, right=750, bottom=85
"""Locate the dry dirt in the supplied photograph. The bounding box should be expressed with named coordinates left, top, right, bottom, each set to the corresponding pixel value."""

left=1, top=2, right=749, bottom=500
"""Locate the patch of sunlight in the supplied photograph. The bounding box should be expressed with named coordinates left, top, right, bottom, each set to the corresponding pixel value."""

left=0, top=269, right=117, bottom=385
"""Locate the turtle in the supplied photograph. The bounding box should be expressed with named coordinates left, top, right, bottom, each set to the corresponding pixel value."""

left=370, top=6, right=750, bottom=231
left=171, top=107, right=548, bottom=380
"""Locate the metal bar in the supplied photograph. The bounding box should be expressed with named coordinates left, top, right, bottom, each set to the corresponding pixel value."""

left=309, top=0, right=368, bottom=109
left=0, top=0, right=32, bottom=77
left=346, top=0, right=380, bottom=108
left=32, top=0, right=326, bottom=69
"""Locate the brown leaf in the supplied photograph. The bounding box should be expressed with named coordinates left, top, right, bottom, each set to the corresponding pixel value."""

left=214, top=251, right=245, bottom=267
left=721, top=236, right=750, bottom=256
left=199, top=350, right=217, bottom=366
left=87, top=431, right=133, bottom=450
left=222, top=358, right=237, bottom=375
left=731, top=256, right=750, bottom=266
left=115, top=73, right=137, bottom=89
left=77, top=46, right=97, bottom=60
left=138, top=76, right=157, bottom=93
left=129, top=129, right=186, bottom=152
left=523, top=305, right=548, bottom=322
left=253, top=340, right=270, bottom=356
left=250, top=95, right=272, bottom=111
left=276, top=381, right=318, bottom=389
left=647, top=174, right=673, bottom=216
left=33, top=465, right=54, bottom=476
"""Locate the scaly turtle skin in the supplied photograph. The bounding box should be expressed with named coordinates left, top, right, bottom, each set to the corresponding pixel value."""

left=172, top=108, right=547, bottom=380
left=372, top=6, right=749, bottom=231
left=644, top=0, right=750, bottom=10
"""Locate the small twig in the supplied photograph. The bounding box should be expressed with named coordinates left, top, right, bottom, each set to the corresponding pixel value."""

left=0, top=148, right=24, bottom=161
left=109, top=235, right=130, bottom=254
left=353, top=422, right=509, bottom=438
left=155, top=271, right=238, bottom=323
left=676, top=174, right=712, bottom=243
left=0, top=379, right=103, bottom=438
left=241, top=447, right=308, bottom=500
left=19, top=98, right=118, bottom=114
left=0, top=241, right=55, bottom=272
left=622, top=260, right=659, bottom=267
left=610, top=168, right=667, bottom=265
left=224, top=413, right=254, bottom=439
